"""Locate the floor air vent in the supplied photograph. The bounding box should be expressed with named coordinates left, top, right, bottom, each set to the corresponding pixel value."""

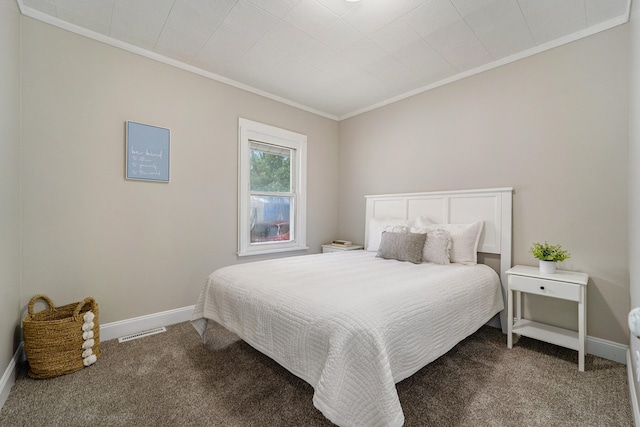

left=118, top=327, right=167, bottom=343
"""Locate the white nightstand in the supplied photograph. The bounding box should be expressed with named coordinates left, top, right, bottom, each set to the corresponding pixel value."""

left=321, top=244, right=364, bottom=253
left=506, top=265, right=589, bottom=371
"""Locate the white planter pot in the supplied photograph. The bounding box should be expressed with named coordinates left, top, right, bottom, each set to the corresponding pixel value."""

left=539, top=260, right=556, bottom=274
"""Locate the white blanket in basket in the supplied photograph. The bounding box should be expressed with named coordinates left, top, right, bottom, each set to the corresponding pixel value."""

left=191, top=251, right=503, bottom=427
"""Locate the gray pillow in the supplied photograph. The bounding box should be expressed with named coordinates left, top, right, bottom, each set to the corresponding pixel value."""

left=376, top=231, right=426, bottom=264
left=410, top=227, right=452, bottom=264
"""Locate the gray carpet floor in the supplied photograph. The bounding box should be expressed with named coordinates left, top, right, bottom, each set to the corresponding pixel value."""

left=0, top=321, right=633, bottom=426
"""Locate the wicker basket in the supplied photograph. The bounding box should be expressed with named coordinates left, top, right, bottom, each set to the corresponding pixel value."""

left=23, top=295, right=101, bottom=379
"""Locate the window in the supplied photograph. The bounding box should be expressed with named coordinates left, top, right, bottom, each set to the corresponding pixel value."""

left=238, top=118, right=307, bottom=256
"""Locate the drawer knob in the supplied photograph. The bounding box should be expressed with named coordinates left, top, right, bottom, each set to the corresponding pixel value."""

left=540, top=286, right=545, bottom=290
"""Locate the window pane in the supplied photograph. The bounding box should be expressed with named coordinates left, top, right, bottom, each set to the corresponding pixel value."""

left=250, top=196, right=292, bottom=243
left=250, top=141, right=291, bottom=192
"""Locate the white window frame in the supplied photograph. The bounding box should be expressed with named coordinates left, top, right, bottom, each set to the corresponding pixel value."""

left=238, top=118, right=308, bottom=256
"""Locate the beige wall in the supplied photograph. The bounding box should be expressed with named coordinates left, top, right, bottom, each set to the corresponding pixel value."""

left=339, top=25, right=630, bottom=344
left=20, top=17, right=340, bottom=324
left=628, top=0, right=640, bottom=412
left=0, top=0, right=22, bottom=386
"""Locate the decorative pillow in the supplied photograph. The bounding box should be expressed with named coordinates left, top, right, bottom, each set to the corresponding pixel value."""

left=410, top=227, right=452, bottom=264
left=366, top=218, right=413, bottom=252
left=414, top=217, right=483, bottom=265
left=376, top=231, right=426, bottom=264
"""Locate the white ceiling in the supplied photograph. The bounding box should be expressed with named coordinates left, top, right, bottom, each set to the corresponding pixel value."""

left=18, top=0, right=631, bottom=120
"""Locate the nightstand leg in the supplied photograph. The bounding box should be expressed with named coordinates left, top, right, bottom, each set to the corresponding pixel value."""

left=507, top=286, right=513, bottom=349
left=578, top=288, right=586, bottom=371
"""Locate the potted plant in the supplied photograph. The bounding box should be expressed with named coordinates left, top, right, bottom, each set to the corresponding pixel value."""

left=529, top=242, right=570, bottom=274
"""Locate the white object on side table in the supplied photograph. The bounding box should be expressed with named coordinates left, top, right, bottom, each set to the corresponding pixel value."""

left=629, top=307, right=640, bottom=338
left=506, top=265, right=589, bottom=371
left=321, top=244, right=364, bottom=253
left=538, top=260, right=556, bottom=274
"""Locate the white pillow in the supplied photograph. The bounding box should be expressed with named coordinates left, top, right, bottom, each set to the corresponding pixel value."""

left=366, top=218, right=413, bottom=252
left=410, top=227, right=452, bottom=265
left=414, top=217, right=483, bottom=265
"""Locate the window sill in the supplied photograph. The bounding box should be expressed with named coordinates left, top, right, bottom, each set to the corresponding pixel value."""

left=237, top=246, right=309, bottom=257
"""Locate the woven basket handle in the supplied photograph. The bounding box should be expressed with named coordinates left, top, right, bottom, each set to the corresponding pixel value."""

left=27, top=294, right=55, bottom=316
left=73, top=297, right=97, bottom=318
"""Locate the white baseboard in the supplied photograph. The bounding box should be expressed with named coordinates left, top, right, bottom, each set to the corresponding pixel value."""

left=100, top=305, right=194, bottom=342
left=0, top=343, right=23, bottom=411
left=628, top=350, right=640, bottom=426
left=587, top=335, right=628, bottom=365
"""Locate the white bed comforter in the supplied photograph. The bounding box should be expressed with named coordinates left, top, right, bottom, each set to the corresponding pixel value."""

left=191, top=251, right=503, bottom=427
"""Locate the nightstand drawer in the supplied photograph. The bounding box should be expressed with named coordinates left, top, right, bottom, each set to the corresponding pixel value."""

left=509, top=275, right=581, bottom=302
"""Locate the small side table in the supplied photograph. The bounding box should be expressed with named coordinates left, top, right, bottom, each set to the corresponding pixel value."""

left=506, top=265, right=588, bottom=371
left=321, top=244, right=364, bottom=253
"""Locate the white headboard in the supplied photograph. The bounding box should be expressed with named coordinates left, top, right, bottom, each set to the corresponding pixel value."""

left=365, top=187, right=513, bottom=332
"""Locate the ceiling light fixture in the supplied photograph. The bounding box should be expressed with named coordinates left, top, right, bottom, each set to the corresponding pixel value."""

left=344, top=0, right=361, bottom=2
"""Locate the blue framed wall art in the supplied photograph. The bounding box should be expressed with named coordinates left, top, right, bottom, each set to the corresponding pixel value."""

left=125, top=121, right=170, bottom=182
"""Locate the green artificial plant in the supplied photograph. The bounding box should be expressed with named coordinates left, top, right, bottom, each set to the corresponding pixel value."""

left=529, top=241, right=571, bottom=262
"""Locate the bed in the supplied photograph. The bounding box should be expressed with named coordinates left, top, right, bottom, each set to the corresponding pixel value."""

left=192, top=188, right=513, bottom=427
